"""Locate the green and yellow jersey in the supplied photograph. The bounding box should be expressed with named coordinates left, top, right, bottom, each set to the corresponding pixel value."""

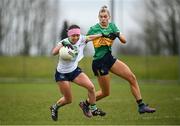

left=87, top=22, right=120, bottom=60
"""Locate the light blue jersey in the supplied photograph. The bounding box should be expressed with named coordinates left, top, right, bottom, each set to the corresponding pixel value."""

left=56, top=35, right=87, bottom=73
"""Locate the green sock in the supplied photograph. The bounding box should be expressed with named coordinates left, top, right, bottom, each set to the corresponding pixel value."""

left=89, top=104, right=97, bottom=112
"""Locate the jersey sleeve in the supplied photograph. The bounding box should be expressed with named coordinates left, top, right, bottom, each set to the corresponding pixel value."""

left=86, top=27, right=94, bottom=35
left=56, top=38, right=69, bottom=46
left=56, top=40, right=63, bottom=46
left=81, top=35, right=87, bottom=42
left=80, top=35, right=88, bottom=45
left=111, top=22, right=120, bottom=33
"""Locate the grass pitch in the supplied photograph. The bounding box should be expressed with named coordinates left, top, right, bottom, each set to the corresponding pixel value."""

left=0, top=56, right=178, bottom=80
left=0, top=55, right=179, bottom=124
left=0, top=80, right=180, bottom=125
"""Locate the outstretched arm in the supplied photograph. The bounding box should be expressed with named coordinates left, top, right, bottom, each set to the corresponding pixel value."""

left=100, top=32, right=127, bottom=44
left=51, top=44, right=63, bottom=56
left=86, top=34, right=102, bottom=42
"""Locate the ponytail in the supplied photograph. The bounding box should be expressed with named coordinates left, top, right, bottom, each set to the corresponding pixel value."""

left=99, top=5, right=110, bottom=16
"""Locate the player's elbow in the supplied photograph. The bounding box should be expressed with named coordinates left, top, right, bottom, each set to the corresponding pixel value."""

left=51, top=50, right=57, bottom=56
left=121, top=39, right=127, bottom=44
left=120, top=35, right=127, bottom=44
left=51, top=47, right=59, bottom=55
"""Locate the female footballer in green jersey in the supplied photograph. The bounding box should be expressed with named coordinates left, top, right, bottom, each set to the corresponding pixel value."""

left=81, top=5, right=156, bottom=114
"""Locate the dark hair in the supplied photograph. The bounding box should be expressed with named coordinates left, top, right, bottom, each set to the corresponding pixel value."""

left=68, top=25, right=80, bottom=30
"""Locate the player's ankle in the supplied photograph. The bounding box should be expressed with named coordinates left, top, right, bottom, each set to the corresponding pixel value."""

left=85, top=100, right=90, bottom=106
left=89, top=104, right=97, bottom=112
left=137, top=99, right=145, bottom=107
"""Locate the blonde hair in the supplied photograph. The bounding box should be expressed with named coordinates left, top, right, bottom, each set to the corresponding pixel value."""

left=99, top=5, right=110, bottom=16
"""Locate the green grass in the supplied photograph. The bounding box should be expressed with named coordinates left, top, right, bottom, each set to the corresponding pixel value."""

left=0, top=56, right=57, bottom=78
left=0, top=56, right=179, bottom=80
left=0, top=56, right=179, bottom=124
left=0, top=81, right=180, bottom=125
left=80, top=55, right=179, bottom=80
left=121, top=56, right=179, bottom=80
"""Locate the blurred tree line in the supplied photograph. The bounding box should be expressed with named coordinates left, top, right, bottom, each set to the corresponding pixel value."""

left=0, top=0, right=179, bottom=56
left=141, top=0, right=180, bottom=55
left=116, top=0, right=180, bottom=56
left=0, top=0, right=59, bottom=56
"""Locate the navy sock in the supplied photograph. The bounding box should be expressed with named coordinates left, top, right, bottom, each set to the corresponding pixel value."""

left=137, top=99, right=145, bottom=107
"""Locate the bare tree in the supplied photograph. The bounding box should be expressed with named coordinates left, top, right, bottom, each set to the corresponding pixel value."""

left=0, top=0, right=60, bottom=56
left=0, top=7, right=2, bottom=55
left=60, top=20, right=68, bottom=40
left=142, top=0, right=180, bottom=55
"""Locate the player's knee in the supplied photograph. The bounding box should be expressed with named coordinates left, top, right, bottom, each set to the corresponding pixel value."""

left=128, top=73, right=137, bottom=83
left=88, top=84, right=95, bottom=93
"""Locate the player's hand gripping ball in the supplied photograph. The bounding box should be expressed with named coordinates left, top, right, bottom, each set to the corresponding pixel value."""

left=59, top=46, right=76, bottom=60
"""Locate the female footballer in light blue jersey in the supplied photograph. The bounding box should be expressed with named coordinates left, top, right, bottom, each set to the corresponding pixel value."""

left=50, top=25, right=105, bottom=121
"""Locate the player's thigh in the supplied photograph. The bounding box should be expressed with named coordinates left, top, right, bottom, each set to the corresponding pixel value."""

left=110, top=59, right=134, bottom=80
left=57, top=81, right=72, bottom=99
left=73, top=72, right=94, bottom=90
